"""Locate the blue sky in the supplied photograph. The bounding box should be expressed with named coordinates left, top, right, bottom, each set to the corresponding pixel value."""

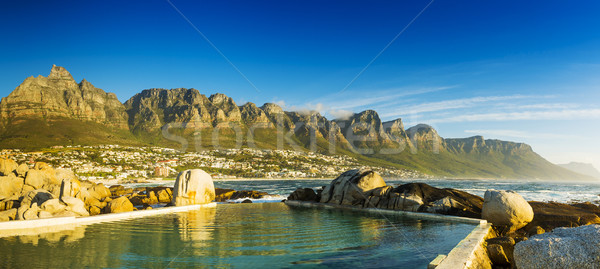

left=1, top=0, right=600, bottom=170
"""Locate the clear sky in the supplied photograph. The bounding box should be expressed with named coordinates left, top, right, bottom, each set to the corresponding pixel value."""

left=1, top=0, right=599, bottom=169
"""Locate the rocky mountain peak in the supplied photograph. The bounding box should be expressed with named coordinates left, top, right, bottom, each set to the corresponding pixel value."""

left=261, top=103, right=284, bottom=115
left=209, top=93, right=233, bottom=105
left=48, top=65, right=74, bottom=81
left=0, top=65, right=128, bottom=129
left=240, top=102, right=270, bottom=124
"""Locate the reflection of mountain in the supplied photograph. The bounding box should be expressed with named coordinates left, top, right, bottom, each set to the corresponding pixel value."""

left=0, top=65, right=593, bottom=180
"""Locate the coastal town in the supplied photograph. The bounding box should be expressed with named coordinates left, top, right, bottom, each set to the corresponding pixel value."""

left=0, top=145, right=428, bottom=182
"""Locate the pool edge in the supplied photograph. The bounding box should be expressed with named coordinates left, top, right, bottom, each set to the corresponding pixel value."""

left=284, top=200, right=493, bottom=269
left=0, top=202, right=217, bottom=237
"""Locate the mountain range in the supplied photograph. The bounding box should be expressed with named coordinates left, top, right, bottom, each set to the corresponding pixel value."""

left=558, top=162, right=600, bottom=179
left=0, top=65, right=593, bottom=180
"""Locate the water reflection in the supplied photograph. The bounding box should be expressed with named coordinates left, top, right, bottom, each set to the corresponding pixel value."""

left=0, top=203, right=475, bottom=268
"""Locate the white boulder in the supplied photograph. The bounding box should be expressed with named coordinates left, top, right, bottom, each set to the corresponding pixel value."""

left=514, top=224, right=600, bottom=269
left=482, top=190, right=533, bottom=231
left=172, top=169, right=215, bottom=206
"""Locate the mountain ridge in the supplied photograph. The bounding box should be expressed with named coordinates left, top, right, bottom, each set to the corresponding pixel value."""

left=0, top=65, right=593, bottom=181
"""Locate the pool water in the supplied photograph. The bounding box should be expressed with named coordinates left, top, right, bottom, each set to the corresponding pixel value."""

left=0, top=203, right=475, bottom=268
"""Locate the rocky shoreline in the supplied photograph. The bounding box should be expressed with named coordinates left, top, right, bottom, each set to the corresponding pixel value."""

left=287, top=168, right=600, bottom=268
left=3, top=160, right=600, bottom=268
left=0, top=159, right=271, bottom=222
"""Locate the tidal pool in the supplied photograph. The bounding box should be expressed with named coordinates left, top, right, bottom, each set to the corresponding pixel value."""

left=0, top=203, right=475, bottom=268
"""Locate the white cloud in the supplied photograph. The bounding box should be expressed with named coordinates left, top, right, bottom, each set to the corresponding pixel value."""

left=328, top=109, right=354, bottom=120
left=309, top=85, right=457, bottom=111
left=464, top=129, right=581, bottom=139
left=428, top=109, right=600, bottom=123
left=381, top=95, right=548, bottom=118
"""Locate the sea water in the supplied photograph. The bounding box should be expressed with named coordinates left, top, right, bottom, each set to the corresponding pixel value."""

left=0, top=203, right=475, bottom=268
left=211, top=178, right=600, bottom=204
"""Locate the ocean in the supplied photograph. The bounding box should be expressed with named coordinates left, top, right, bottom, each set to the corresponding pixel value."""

left=132, top=178, right=600, bottom=205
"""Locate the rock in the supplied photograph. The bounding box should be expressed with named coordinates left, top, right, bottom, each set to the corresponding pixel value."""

left=241, top=199, right=252, bottom=203
left=426, top=197, right=468, bottom=214
left=514, top=224, right=600, bottom=269
left=32, top=162, right=58, bottom=186
left=88, top=183, right=111, bottom=200
left=15, top=163, right=29, bottom=177
left=370, top=186, right=393, bottom=197
left=17, top=203, right=40, bottom=220
left=146, top=191, right=159, bottom=204
left=393, top=183, right=483, bottom=218
left=24, top=169, right=44, bottom=189
left=20, top=190, right=54, bottom=207
left=38, top=210, right=54, bottom=219
left=0, top=174, right=24, bottom=200
left=52, top=210, right=78, bottom=218
left=320, top=168, right=386, bottom=206
left=287, top=188, right=318, bottom=202
left=522, top=201, right=600, bottom=232
left=45, top=183, right=61, bottom=198
left=38, top=211, right=54, bottom=219
left=527, top=225, right=545, bottom=236
left=0, top=208, right=17, bottom=221
left=33, top=162, right=51, bottom=170
left=0, top=199, right=20, bottom=211
left=482, top=190, right=533, bottom=231
left=397, top=193, right=423, bottom=211
left=40, top=198, right=67, bottom=213
left=88, top=205, right=102, bottom=216
left=60, top=178, right=81, bottom=199
left=487, top=244, right=510, bottom=266
left=55, top=168, right=77, bottom=182
left=215, top=189, right=268, bottom=202
left=104, top=196, right=134, bottom=213
left=60, top=196, right=89, bottom=216
left=172, top=169, right=215, bottom=206
left=20, top=184, right=35, bottom=194
left=0, top=158, right=18, bottom=176
left=156, top=188, right=172, bottom=203
left=109, top=185, right=128, bottom=197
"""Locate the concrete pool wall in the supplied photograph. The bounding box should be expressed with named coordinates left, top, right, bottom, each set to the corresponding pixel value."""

left=0, top=203, right=217, bottom=238
left=284, top=200, right=493, bottom=269
left=0, top=200, right=493, bottom=268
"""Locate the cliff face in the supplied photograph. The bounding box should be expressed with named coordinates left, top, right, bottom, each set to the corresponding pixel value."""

left=0, top=65, right=591, bottom=180
left=0, top=65, right=128, bottom=129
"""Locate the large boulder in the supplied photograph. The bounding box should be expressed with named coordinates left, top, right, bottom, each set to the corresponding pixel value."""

left=522, top=201, right=600, bottom=233
left=482, top=190, right=534, bottom=231
left=24, top=169, right=45, bottom=189
left=0, top=208, right=17, bottom=221
left=0, top=158, right=18, bottom=176
left=155, top=188, right=173, bottom=203
left=15, top=163, right=29, bottom=177
left=320, top=168, right=386, bottom=206
left=0, top=174, right=24, bottom=200
left=514, top=224, right=600, bottom=269
left=60, top=178, right=82, bottom=198
left=103, top=196, right=134, bottom=213
left=20, top=189, right=54, bottom=208
left=287, top=188, right=318, bottom=202
left=40, top=198, right=67, bottom=214
left=16, top=203, right=40, bottom=220
left=172, top=169, right=215, bottom=206
left=393, top=183, right=483, bottom=218
left=30, top=162, right=59, bottom=186
left=60, top=196, right=90, bottom=216
left=109, top=185, right=129, bottom=197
